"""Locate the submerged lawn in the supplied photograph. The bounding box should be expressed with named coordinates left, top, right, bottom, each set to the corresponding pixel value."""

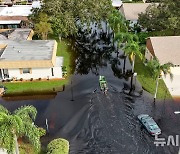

left=135, top=56, right=172, bottom=99
left=3, top=40, right=71, bottom=95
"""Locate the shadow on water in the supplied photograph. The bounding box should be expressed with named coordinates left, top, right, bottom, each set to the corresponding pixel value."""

left=0, top=22, right=178, bottom=154
left=2, top=93, right=57, bottom=101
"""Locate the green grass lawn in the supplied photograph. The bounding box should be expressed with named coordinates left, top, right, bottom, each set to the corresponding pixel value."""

left=3, top=40, right=71, bottom=95
left=3, top=80, right=68, bottom=94
left=57, top=40, right=72, bottom=74
left=135, top=56, right=172, bottom=99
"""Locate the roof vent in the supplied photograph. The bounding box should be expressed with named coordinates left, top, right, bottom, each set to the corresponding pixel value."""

left=18, top=50, right=21, bottom=53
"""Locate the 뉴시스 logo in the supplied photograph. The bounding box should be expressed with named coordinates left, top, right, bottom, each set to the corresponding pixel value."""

left=154, top=134, right=180, bottom=147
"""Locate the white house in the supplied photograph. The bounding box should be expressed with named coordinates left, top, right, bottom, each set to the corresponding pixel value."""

left=0, top=3, right=40, bottom=29
left=145, top=36, right=180, bottom=97
left=0, top=40, right=63, bottom=81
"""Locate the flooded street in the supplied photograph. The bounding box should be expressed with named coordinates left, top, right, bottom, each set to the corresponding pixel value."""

left=0, top=23, right=180, bottom=154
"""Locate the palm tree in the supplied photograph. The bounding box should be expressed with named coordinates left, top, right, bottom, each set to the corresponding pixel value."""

left=147, top=57, right=174, bottom=102
left=124, top=41, right=142, bottom=93
left=108, top=10, right=127, bottom=34
left=0, top=105, right=46, bottom=154
left=108, top=10, right=128, bottom=47
left=114, top=33, right=139, bottom=73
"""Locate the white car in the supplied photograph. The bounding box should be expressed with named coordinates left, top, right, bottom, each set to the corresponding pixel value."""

left=138, top=114, right=161, bottom=136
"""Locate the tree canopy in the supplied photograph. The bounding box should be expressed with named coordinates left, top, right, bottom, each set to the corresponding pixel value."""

left=34, top=13, right=52, bottom=40
left=138, top=0, right=180, bottom=35
left=147, top=57, right=174, bottom=79
left=108, top=9, right=128, bottom=34
left=47, top=138, right=69, bottom=154
left=0, top=105, right=45, bottom=154
left=30, top=0, right=113, bottom=37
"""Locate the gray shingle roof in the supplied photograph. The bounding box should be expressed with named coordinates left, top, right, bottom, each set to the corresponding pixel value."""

left=0, top=40, right=56, bottom=61
left=8, top=29, right=32, bottom=40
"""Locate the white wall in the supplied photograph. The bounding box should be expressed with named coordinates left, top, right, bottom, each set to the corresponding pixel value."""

left=8, top=67, right=62, bottom=80
left=170, top=67, right=180, bottom=76
left=162, top=68, right=180, bottom=97
left=145, top=48, right=153, bottom=61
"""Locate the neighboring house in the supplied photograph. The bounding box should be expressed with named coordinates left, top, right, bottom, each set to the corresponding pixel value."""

left=0, top=28, right=34, bottom=40
left=145, top=36, right=180, bottom=97
left=0, top=40, right=63, bottom=80
left=119, top=3, right=152, bottom=26
left=112, top=0, right=122, bottom=9
left=0, top=3, right=40, bottom=29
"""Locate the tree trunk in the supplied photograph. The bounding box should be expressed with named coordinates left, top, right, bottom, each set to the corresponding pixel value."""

left=132, top=55, right=135, bottom=73
left=154, top=77, right=159, bottom=102
left=14, top=135, right=19, bottom=154
left=106, top=22, right=109, bottom=36
left=129, top=55, right=136, bottom=94
left=129, top=73, right=134, bottom=94
left=123, top=56, right=126, bottom=74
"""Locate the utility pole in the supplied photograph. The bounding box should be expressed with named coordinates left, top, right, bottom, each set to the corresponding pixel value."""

left=45, top=118, right=49, bottom=133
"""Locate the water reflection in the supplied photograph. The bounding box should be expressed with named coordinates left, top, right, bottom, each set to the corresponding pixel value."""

left=74, top=24, right=115, bottom=75
left=73, top=22, right=133, bottom=82
left=2, top=93, right=56, bottom=101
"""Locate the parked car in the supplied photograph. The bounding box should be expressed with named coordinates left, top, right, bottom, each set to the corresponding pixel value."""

left=138, top=114, right=161, bottom=136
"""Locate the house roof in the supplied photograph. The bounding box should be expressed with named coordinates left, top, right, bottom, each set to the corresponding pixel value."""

left=148, top=36, right=180, bottom=65
left=0, top=20, right=21, bottom=25
left=0, top=16, right=28, bottom=21
left=0, top=3, right=41, bottom=16
left=120, top=3, right=152, bottom=21
left=0, top=6, right=32, bottom=16
left=0, top=40, right=57, bottom=68
left=112, top=0, right=122, bottom=7
left=0, top=34, right=7, bottom=40
left=8, top=29, right=33, bottom=40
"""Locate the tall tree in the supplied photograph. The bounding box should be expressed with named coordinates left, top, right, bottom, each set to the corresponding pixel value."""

left=34, top=13, right=52, bottom=40
left=108, top=9, right=128, bottom=35
left=124, top=41, right=142, bottom=93
left=138, top=0, right=180, bottom=35
left=31, top=0, right=113, bottom=38
left=0, top=105, right=45, bottom=154
left=114, top=33, right=138, bottom=73
left=147, top=58, right=174, bottom=102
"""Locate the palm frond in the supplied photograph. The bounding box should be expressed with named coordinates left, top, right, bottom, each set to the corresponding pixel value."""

left=0, top=105, right=9, bottom=115
left=0, top=125, right=15, bottom=154
left=14, top=105, right=37, bottom=121
left=23, top=122, right=45, bottom=152
left=0, top=112, right=8, bottom=123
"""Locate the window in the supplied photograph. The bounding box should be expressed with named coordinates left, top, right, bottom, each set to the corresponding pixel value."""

left=51, top=68, right=54, bottom=76
left=22, top=68, right=31, bottom=74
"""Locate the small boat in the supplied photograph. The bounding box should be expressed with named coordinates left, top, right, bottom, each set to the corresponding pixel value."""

left=99, top=76, right=108, bottom=94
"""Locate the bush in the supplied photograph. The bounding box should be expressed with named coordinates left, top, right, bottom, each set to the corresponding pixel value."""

left=47, top=138, right=69, bottom=154
left=137, top=32, right=149, bottom=45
